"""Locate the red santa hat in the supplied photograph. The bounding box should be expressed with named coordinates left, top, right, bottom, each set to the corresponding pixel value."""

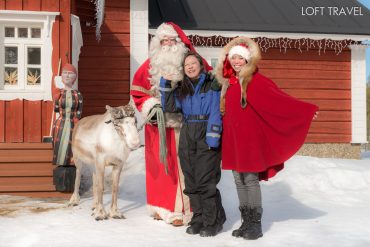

left=155, top=22, right=212, bottom=71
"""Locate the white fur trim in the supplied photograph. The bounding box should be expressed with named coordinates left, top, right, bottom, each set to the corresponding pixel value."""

left=147, top=205, right=192, bottom=225
left=141, top=97, right=161, bottom=119
left=228, top=45, right=251, bottom=62
left=156, top=23, right=178, bottom=40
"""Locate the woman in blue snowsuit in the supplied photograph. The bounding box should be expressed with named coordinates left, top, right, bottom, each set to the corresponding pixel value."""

left=160, top=52, right=226, bottom=237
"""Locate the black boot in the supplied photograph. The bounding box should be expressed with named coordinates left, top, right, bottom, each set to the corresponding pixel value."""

left=186, top=222, right=203, bottom=235
left=199, top=223, right=223, bottom=237
left=243, top=207, right=263, bottom=240
left=232, top=206, right=251, bottom=237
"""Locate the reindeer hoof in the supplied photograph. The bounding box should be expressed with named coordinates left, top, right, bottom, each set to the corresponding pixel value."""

left=68, top=194, right=80, bottom=207
left=111, top=214, right=125, bottom=219
left=95, top=216, right=108, bottom=221
left=109, top=209, right=125, bottom=219
left=92, top=207, right=108, bottom=220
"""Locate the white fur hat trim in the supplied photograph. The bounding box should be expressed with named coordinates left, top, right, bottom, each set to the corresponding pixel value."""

left=156, top=23, right=178, bottom=40
left=228, top=45, right=251, bottom=62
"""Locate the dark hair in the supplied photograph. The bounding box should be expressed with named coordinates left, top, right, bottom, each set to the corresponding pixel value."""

left=177, top=51, right=205, bottom=100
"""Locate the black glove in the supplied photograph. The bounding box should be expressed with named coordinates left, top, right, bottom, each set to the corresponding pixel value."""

left=149, top=104, right=161, bottom=123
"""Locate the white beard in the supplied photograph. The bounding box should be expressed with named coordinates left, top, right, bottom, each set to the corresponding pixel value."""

left=148, top=37, right=189, bottom=128
left=149, top=37, right=188, bottom=96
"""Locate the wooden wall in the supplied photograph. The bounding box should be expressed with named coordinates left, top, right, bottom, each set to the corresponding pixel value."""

left=0, top=0, right=72, bottom=143
left=259, top=48, right=351, bottom=143
left=0, top=0, right=351, bottom=144
left=76, top=0, right=131, bottom=117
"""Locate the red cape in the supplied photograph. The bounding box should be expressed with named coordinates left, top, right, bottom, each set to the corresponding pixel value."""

left=221, top=72, right=318, bottom=181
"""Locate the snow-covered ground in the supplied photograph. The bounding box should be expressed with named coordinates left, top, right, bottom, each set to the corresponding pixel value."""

left=1, top=147, right=370, bottom=247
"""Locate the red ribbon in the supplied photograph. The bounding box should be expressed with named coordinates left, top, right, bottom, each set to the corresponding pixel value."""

left=222, top=56, right=238, bottom=85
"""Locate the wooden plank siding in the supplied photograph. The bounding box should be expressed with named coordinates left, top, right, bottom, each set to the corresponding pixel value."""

left=0, top=0, right=73, bottom=198
left=259, top=48, right=351, bottom=143
left=0, top=0, right=71, bottom=143
left=76, top=0, right=131, bottom=117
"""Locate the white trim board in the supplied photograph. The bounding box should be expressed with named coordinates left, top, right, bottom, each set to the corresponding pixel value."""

left=130, top=0, right=149, bottom=144
left=350, top=44, right=368, bottom=144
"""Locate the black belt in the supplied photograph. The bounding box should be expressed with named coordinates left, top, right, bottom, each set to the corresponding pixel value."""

left=186, top=114, right=209, bottom=120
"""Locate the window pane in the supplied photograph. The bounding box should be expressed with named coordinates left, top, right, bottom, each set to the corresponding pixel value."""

left=27, top=68, right=41, bottom=85
left=5, top=27, right=15, bottom=37
left=4, top=67, right=18, bottom=85
left=31, top=28, right=41, bottom=38
left=28, top=47, right=41, bottom=65
left=5, top=47, right=18, bottom=64
left=18, top=27, right=28, bottom=38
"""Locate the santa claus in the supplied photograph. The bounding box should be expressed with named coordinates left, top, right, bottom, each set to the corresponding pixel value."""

left=130, top=22, right=211, bottom=226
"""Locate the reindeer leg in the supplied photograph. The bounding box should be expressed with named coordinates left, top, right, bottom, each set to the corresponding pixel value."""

left=92, top=157, right=108, bottom=220
left=109, top=163, right=125, bottom=219
left=91, top=173, right=98, bottom=210
left=69, top=159, right=81, bottom=206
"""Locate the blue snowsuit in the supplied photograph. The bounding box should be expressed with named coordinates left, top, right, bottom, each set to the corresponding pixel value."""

left=160, top=72, right=226, bottom=227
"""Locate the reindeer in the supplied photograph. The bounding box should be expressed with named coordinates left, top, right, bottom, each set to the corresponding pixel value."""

left=69, top=104, right=140, bottom=220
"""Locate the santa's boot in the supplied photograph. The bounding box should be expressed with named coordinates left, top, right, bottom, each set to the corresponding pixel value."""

left=232, top=206, right=251, bottom=237
left=243, top=207, right=263, bottom=240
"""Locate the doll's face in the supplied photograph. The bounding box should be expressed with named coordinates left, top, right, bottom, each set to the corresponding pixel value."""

left=61, top=70, right=77, bottom=87
left=184, top=55, right=202, bottom=79
left=230, top=54, right=247, bottom=74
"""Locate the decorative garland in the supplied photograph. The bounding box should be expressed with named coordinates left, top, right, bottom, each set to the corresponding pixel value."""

left=188, top=35, right=360, bottom=55
left=150, top=34, right=360, bottom=55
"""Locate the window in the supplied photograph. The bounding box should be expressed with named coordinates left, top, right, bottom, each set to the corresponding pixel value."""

left=0, top=10, right=59, bottom=100
left=2, top=26, right=42, bottom=90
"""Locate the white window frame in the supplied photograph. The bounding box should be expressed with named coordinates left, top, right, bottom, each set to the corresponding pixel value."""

left=0, top=10, right=59, bottom=101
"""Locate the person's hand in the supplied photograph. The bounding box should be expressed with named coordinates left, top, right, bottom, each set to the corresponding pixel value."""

left=149, top=104, right=162, bottom=124
left=313, top=111, right=319, bottom=120
left=163, top=73, right=175, bottom=81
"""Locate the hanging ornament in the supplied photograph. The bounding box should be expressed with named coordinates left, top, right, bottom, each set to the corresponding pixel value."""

left=93, top=0, right=105, bottom=41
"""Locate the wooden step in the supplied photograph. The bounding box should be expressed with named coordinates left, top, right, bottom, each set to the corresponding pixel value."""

left=0, top=191, right=72, bottom=199
left=0, top=149, right=52, bottom=163
left=0, top=177, right=55, bottom=192
left=0, top=163, right=53, bottom=177
left=0, top=143, right=72, bottom=199
left=0, top=143, right=52, bottom=150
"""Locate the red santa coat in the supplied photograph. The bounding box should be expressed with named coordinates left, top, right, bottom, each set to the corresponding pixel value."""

left=221, top=72, right=318, bottom=180
left=131, top=59, right=189, bottom=222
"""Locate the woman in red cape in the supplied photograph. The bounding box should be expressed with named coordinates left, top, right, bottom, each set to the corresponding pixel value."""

left=215, top=37, right=318, bottom=240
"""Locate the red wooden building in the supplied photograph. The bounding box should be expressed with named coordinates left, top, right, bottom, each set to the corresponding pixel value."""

left=0, top=0, right=131, bottom=198
left=0, top=0, right=369, bottom=198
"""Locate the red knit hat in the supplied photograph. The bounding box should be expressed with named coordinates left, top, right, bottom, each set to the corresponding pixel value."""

left=62, top=63, right=77, bottom=74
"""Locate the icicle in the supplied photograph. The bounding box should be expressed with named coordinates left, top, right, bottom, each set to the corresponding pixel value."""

left=93, top=0, right=105, bottom=42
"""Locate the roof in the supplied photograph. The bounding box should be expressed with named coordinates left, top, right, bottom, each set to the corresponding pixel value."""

left=149, top=0, right=370, bottom=36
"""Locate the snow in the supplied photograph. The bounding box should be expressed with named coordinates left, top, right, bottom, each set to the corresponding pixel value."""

left=1, top=147, right=370, bottom=247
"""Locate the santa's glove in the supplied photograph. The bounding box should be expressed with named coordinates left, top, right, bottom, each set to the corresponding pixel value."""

left=148, top=104, right=162, bottom=124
